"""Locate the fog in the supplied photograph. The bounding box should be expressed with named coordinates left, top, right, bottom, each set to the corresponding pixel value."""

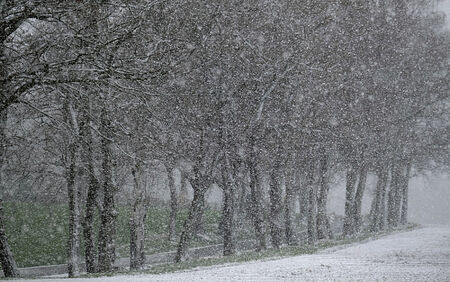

left=439, top=0, right=450, bottom=28
left=327, top=172, right=450, bottom=225
left=409, top=173, right=450, bottom=225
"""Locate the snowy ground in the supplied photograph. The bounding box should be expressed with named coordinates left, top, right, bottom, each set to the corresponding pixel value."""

left=27, top=225, right=450, bottom=282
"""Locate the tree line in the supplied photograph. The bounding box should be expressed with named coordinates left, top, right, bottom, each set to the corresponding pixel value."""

left=0, top=0, right=449, bottom=277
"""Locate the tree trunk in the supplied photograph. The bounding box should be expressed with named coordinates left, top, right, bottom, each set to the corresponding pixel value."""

left=269, top=161, right=283, bottom=249
left=62, top=96, right=81, bottom=277
left=297, top=171, right=308, bottom=221
left=387, top=163, right=402, bottom=228
left=0, top=200, right=19, bottom=278
left=63, top=101, right=80, bottom=277
left=174, top=182, right=207, bottom=262
left=79, top=1, right=106, bottom=272
left=97, top=107, right=117, bottom=273
left=192, top=196, right=206, bottom=236
left=393, top=167, right=403, bottom=227
left=317, top=154, right=330, bottom=240
left=236, top=169, right=248, bottom=217
left=129, top=161, right=150, bottom=270
left=246, top=136, right=266, bottom=251
left=130, top=210, right=147, bottom=270
left=130, top=195, right=147, bottom=271
left=82, top=163, right=99, bottom=275
left=175, top=158, right=208, bottom=263
left=248, top=153, right=266, bottom=251
left=284, top=170, right=295, bottom=245
left=369, top=166, right=388, bottom=232
left=351, top=165, right=368, bottom=233
left=168, top=166, right=177, bottom=243
left=0, top=108, right=19, bottom=278
left=343, top=162, right=357, bottom=236
left=1, top=26, right=19, bottom=275
left=221, top=156, right=235, bottom=256
left=79, top=94, right=99, bottom=273
left=66, top=147, right=79, bottom=277
left=378, top=169, right=388, bottom=230
left=306, top=159, right=317, bottom=244
left=400, top=162, right=411, bottom=225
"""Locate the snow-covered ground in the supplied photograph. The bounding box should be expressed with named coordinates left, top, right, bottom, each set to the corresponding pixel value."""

left=29, top=225, right=450, bottom=282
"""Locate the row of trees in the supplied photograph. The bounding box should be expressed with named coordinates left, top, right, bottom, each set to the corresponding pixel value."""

left=0, top=0, right=448, bottom=278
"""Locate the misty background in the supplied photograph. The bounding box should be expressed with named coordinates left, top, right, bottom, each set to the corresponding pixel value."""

left=326, top=172, right=450, bottom=225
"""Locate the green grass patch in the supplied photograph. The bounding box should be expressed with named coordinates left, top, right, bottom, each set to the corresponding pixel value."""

left=3, top=200, right=415, bottom=273
left=3, top=201, right=69, bottom=267
left=3, top=201, right=222, bottom=268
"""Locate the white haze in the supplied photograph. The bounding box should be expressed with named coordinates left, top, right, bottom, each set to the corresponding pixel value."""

left=439, top=0, right=450, bottom=28
left=327, top=173, right=450, bottom=225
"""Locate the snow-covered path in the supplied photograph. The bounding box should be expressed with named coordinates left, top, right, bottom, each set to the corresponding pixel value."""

left=32, top=225, right=450, bottom=282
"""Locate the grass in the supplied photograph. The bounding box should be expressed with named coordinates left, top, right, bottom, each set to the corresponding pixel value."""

left=3, top=200, right=416, bottom=275
left=3, top=201, right=69, bottom=267
left=2, top=201, right=222, bottom=268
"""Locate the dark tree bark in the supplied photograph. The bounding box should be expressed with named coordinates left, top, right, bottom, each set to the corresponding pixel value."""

left=66, top=147, right=79, bottom=277
left=0, top=12, right=19, bottom=277
left=221, top=156, right=235, bottom=256
left=79, top=94, right=100, bottom=273
left=0, top=98, right=19, bottom=278
left=167, top=165, right=177, bottom=243
left=129, top=209, right=147, bottom=270
left=97, top=107, right=117, bottom=273
left=306, top=159, right=317, bottom=244
left=192, top=196, right=206, bottom=236
left=174, top=182, right=207, bottom=262
left=317, top=154, right=331, bottom=240
left=129, top=161, right=150, bottom=270
left=297, top=171, right=308, bottom=221
left=247, top=147, right=266, bottom=251
left=393, top=168, right=404, bottom=227
left=284, top=170, right=295, bottom=245
left=78, top=1, right=107, bottom=272
left=351, top=164, right=369, bottom=233
left=378, top=171, right=388, bottom=230
left=0, top=200, right=19, bottom=278
left=369, top=166, right=389, bottom=232
left=129, top=196, right=147, bottom=270
left=343, top=162, right=358, bottom=236
left=236, top=168, right=249, bottom=217
left=400, top=162, right=411, bottom=225
left=63, top=99, right=80, bottom=277
left=174, top=150, right=209, bottom=263
left=387, top=163, right=402, bottom=228
left=269, top=160, right=283, bottom=249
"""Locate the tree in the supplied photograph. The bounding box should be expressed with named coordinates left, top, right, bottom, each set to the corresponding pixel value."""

left=0, top=1, right=57, bottom=276
left=61, top=96, right=80, bottom=277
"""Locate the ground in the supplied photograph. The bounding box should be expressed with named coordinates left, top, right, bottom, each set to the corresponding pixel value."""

left=26, top=225, right=450, bottom=281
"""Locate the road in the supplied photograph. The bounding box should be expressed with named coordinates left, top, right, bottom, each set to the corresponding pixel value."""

left=27, top=225, right=450, bottom=281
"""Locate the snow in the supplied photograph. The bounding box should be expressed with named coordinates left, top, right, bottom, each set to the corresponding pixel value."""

left=27, top=225, right=450, bottom=282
